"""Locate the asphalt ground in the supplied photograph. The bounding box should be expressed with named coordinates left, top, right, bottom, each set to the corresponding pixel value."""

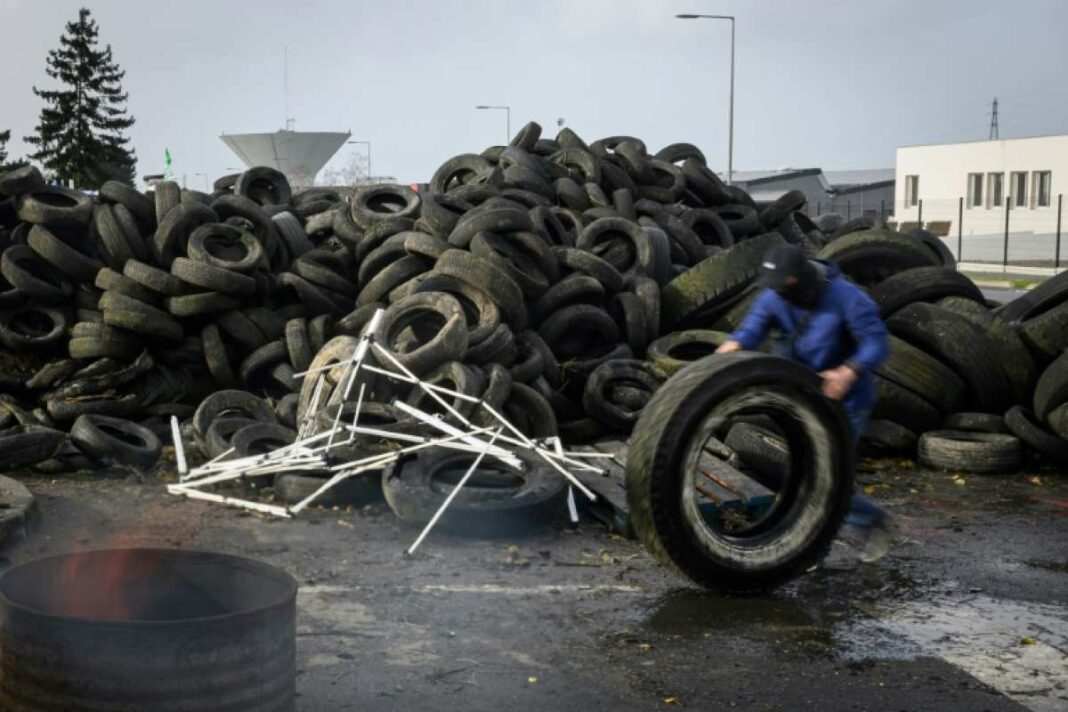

left=3, top=454, right=1065, bottom=711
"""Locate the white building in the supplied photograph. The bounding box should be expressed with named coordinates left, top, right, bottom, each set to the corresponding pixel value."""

left=894, top=135, right=1064, bottom=264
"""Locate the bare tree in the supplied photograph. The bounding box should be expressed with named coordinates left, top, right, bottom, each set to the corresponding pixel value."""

left=319, top=150, right=368, bottom=187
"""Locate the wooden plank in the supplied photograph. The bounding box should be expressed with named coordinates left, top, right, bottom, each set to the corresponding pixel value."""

left=697, top=451, right=774, bottom=501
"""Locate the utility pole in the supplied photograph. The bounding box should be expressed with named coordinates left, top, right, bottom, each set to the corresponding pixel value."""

left=989, top=97, right=999, bottom=140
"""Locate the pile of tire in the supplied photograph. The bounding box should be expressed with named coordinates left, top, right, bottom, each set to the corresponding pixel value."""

left=1, top=119, right=1063, bottom=481
left=811, top=229, right=1068, bottom=473
left=0, top=122, right=842, bottom=476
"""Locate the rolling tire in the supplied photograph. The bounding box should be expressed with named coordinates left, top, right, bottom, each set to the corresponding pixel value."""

left=625, top=352, right=854, bottom=592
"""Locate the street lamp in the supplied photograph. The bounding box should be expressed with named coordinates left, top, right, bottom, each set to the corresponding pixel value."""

left=475, top=105, right=511, bottom=144
left=347, top=140, right=372, bottom=182
left=676, top=13, right=735, bottom=185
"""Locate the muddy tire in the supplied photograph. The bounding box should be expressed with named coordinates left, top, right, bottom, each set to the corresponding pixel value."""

left=625, top=352, right=854, bottom=592
left=646, top=330, right=732, bottom=376
left=1004, top=406, right=1068, bottom=465
left=875, top=336, right=967, bottom=414
left=937, top=296, right=1037, bottom=405
left=870, top=267, right=983, bottom=317
left=817, top=230, right=939, bottom=286
left=887, top=303, right=1012, bottom=413
left=661, top=232, right=785, bottom=330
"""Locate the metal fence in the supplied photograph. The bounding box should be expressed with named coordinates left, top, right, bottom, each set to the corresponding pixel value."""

left=810, top=199, right=895, bottom=223
left=888, top=196, right=1064, bottom=271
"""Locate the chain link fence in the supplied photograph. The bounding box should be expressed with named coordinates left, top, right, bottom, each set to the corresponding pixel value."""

left=889, top=196, right=1064, bottom=271
left=808, top=196, right=1065, bottom=272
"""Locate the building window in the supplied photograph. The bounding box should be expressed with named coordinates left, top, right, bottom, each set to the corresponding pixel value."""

left=1011, top=172, right=1028, bottom=207
left=1033, top=171, right=1052, bottom=207
left=968, top=173, right=983, bottom=208
left=904, top=175, right=919, bottom=207
left=987, top=172, right=1004, bottom=208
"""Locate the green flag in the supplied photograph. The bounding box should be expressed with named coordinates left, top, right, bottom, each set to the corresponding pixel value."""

left=164, top=148, right=172, bottom=178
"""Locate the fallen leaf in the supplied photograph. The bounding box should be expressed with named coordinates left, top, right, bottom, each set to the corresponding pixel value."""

left=864, top=485, right=877, bottom=495
left=1021, top=636, right=1037, bottom=646
left=664, top=697, right=678, bottom=705
left=638, top=642, right=653, bottom=652
left=528, top=676, right=538, bottom=684
left=1029, top=476, right=1043, bottom=486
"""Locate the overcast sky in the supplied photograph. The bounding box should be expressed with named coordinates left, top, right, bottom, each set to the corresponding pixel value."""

left=2, top=0, right=1067, bottom=187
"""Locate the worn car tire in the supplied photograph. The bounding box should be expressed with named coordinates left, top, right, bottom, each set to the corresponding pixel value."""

left=918, top=430, right=1023, bottom=474
left=661, top=232, right=784, bottom=330
left=887, top=303, right=1012, bottom=413
left=70, top=414, right=162, bottom=469
left=1004, top=406, right=1068, bottom=464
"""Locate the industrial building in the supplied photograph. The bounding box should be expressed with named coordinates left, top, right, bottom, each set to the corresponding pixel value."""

left=726, top=167, right=895, bottom=220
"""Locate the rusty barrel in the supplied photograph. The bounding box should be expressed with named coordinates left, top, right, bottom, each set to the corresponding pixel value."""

left=0, top=548, right=297, bottom=711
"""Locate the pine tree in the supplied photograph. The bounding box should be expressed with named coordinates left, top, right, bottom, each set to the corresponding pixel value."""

left=0, top=130, right=9, bottom=165
left=25, top=8, right=137, bottom=189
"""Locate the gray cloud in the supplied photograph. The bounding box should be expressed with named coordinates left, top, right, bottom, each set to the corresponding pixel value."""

left=1, top=0, right=1066, bottom=189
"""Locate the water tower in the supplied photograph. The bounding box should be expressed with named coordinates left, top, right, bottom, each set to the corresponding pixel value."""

left=220, top=128, right=350, bottom=187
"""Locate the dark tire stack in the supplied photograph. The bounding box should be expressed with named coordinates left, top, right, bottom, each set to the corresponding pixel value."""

left=809, top=228, right=1068, bottom=473
left=2, top=124, right=1067, bottom=479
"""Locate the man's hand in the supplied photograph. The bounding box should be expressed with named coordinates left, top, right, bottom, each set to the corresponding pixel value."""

left=819, top=364, right=858, bottom=401
left=715, top=340, right=743, bottom=355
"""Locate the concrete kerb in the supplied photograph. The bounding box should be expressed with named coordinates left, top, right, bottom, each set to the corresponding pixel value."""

left=0, top=475, right=36, bottom=547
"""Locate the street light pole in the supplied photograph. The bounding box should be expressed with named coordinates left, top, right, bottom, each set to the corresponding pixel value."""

left=347, top=140, right=372, bottom=182
left=475, top=105, right=511, bottom=143
left=676, top=13, right=735, bottom=185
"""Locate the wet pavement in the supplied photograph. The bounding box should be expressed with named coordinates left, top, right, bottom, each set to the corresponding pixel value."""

left=2, top=457, right=1066, bottom=711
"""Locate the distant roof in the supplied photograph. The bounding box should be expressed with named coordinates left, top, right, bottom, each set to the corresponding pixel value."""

left=724, top=168, right=823, bottom=185
left=748, top=189, right=792, bottom=202
left=823, top=169, right=896, bottom=188
left=898, top=132, right=1068, bottom=149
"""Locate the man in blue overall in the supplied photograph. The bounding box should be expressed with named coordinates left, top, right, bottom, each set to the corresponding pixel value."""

left=716, top=243, right=892, bottom=561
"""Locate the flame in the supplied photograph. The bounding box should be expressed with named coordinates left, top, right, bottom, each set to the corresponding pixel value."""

left=45, top=498, right=189, bottom=621
left=52, top=547, right=157, bottom=620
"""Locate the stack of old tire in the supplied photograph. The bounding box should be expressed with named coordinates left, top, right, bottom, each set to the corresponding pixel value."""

left=0, top=162, right=354, bottom=473
left=0, top=122, right=825, bottom=481
left=806, top=229, right=1068, bottom=474
left=1, top=118, right=1064, bottom=487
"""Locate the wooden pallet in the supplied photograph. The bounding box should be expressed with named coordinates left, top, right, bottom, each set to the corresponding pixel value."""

left=570, top=438, right=777, bottom=538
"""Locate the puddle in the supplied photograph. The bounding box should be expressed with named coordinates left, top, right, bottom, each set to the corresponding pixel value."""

left=642, top=589, right=847, bottom=660
left=638, top=577, right=1068, bottom=712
